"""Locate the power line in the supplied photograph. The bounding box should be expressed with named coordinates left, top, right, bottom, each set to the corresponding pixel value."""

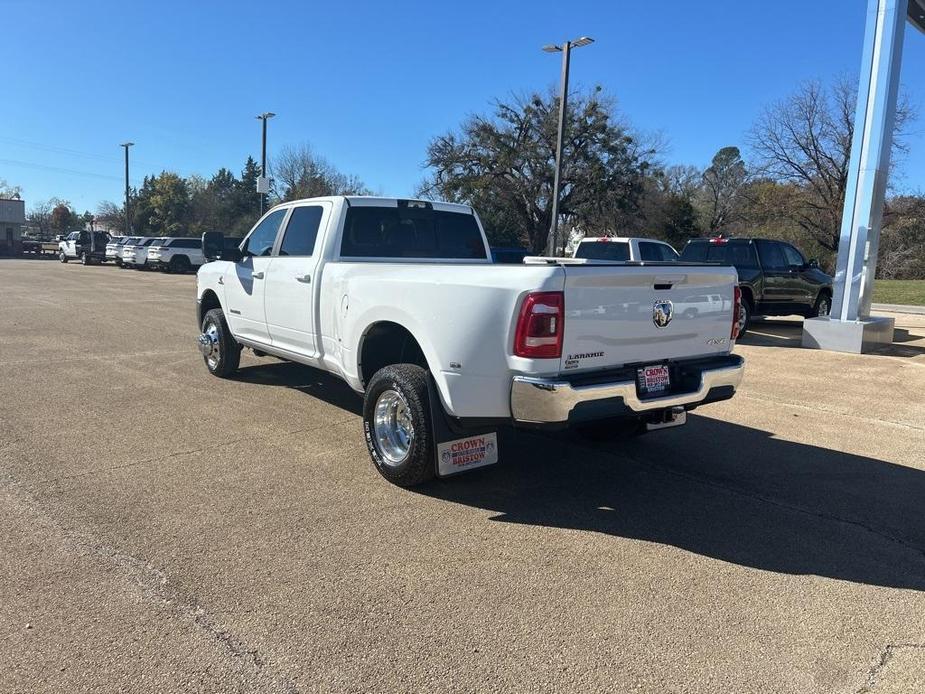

left=0, top=157, right=142, bottom=185
left=0, top=136, right=157, bottom=168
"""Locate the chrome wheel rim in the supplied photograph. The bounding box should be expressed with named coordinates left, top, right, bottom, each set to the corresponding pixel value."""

left=737, top=304, right=748, bottom=333
left=819, top=297, right=830, bottom=316
left=198, top=322, right=221, bottom=369
left=373, top=389, right=414, bottom=466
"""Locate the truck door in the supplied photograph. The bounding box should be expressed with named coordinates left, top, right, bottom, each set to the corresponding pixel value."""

left=755, top=240, right=795, bottom=311
left=264, top=203, right=329, bottom=359
left=223, top=208, right=287, bottom=345
left=781, top=243, right=813, bottom=310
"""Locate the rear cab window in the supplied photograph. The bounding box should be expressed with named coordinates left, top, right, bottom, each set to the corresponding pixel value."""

left=574, top=241, right=630, bottom=261
left=340, top=204, right=487, bottom=260
left=681, top=240, right=758, bottom=271
left=638, top=241, right=679, bottom=262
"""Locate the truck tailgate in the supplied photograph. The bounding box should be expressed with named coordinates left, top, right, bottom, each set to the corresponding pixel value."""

left=559, top=264, right=737, bottom=373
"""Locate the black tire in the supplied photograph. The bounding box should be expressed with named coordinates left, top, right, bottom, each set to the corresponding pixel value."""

left=59, top=251, right=68, bottom=263
left=810, top=292, right=832, bottom=318
left=80, top=253, right=90, bottom=265
left=170, top=256, right=191, bottom=274
left=737, top=297, right=752, bottom=338
left=363, top=364, right=435, bottom=488
left=575, top=416, right=647, bottom=442
left=200, top=308, right=241, bottom=378
left=115, top=258, right=122, bottom=267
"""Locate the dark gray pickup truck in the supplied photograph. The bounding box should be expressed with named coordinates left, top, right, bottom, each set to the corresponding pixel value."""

left=680, top=237, right=833, bottom=336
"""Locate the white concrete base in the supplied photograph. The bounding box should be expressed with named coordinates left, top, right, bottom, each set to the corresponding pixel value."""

left=801, top=316, right=895, bottom=354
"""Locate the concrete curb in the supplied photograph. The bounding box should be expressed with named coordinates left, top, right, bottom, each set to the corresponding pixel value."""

left=871, top=303, right=925, bottom=315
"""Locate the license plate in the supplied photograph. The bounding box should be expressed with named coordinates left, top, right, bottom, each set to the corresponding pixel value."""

left=637, top=364, right=670, bottom=395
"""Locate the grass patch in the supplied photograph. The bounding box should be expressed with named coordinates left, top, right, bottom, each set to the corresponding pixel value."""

left=873, top=280, right=925, bottom=306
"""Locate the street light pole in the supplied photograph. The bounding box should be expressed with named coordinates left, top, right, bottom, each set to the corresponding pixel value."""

left=255, top=112, right=276, bottom=215
left=120, top=142, right=134, bottom=235
left=543, top=36, right=594, bottom=257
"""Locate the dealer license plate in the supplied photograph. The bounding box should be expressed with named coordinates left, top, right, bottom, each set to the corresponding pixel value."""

left=637, top=364, right=670, bottom=396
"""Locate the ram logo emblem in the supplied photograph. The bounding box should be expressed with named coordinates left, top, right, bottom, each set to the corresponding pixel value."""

left=652, top=299, right=673, bottom=328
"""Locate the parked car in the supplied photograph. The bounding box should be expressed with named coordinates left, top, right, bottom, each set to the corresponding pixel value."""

left=491, top=247, right=530, bottom=264
left=679, top=237, right=833, bottom=336
left=121, top=237, right=164, bottom=269
left=58, top=230, right=111, bottom=264
left=196, top=196, right=744, bottom=488
left=106, top=236, right=133, bottom=265
left=573, top=236, right=680, bottom=262
left=147, top=237, right=206, bottom=273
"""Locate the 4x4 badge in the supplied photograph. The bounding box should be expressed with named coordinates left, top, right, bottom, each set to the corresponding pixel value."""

left=653, top=299, right=673, bottom=328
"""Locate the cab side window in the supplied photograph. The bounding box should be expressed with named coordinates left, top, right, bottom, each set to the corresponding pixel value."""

left=756, top=240, right=788, bottom=271
left=639, top=242, right=678, bottom=262
left=638, top=242, right=662, bottom=261
left=278, top=206, right=323, bottom=256
left=782, top=244, right=805, bottom=268
left=242, top=209, right=286, bottom=257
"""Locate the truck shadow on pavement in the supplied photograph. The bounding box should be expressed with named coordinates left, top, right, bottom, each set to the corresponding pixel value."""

left=419, top=418, right=925, bottom=592
left=231, top=361, right=363, bottom=415
left=232, top=359, right=925, bottom=591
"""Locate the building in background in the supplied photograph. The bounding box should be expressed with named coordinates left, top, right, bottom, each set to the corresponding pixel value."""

left=0, top=198, right=25, bottom=256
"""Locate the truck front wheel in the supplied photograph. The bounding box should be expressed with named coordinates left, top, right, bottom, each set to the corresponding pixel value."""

left=363, top=364, right=435, bottom=488
left=199, top=308, right=241, bottom=378
left=59, top=251, right=68, bottom=263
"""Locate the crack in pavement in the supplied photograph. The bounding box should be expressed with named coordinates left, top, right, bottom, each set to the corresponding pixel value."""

left=1, top=484, right=303, bottom=694
left=856, top=643, right=925, bottom=693
left=737, top=393, right=925, bottom=432
left=23, top=418, right=358, bottom=487
left=561, top=433, right=925, bottom=568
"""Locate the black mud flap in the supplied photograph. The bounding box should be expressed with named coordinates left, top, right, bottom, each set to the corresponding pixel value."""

left=427, top=377, right=500, bottom=479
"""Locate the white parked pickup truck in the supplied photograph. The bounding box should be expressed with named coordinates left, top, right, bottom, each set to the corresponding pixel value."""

left=196, top=197, right=744, bottom=487
left=574, top=236, right=680, bottom=262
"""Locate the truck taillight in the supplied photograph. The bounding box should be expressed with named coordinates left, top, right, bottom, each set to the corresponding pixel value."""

left=731, top=286, right=742, bottom=340
left=514, top=291, right=564, bottom=359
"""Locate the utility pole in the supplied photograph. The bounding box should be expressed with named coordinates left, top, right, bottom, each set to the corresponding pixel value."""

left=542, top=37, right=593, bottom=257
left=255, top=112, right=275, bottom=215
left=120, top=142, right=134, bottom=234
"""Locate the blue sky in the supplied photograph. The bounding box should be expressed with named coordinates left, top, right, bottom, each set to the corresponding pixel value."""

left=2, top=0, right=924, bottom=212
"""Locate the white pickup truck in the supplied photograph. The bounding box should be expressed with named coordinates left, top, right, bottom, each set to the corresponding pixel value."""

left=196, top=196, right=744, bottom=487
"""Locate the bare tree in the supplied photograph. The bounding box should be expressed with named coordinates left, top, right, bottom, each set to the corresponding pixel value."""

left=748, top=77, right=914, bottom=252
left=271, top=143, right=369, bottom=202
left=698, top=146, right=748, bottom=233
left=878, top=195, right=925, bottom=279
left=95, top=201, right=126, bottom=234
left=0, top=178, right=22, bottom=199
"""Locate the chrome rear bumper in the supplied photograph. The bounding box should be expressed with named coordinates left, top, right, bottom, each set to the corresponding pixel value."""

left=510, top=357, right=744, bottom=425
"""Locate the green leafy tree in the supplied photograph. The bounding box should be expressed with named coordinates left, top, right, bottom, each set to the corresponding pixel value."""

left=419, top=89, right=655, bottom=254
left=133, top=172, right=190, bottom=236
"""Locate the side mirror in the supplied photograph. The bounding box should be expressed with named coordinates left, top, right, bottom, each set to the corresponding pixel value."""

left=202, top=232, right=228, bottom=261
left=807, top=258, right=819, bottom=269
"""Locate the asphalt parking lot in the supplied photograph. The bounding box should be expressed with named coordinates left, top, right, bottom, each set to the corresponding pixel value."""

left=2, top=259, right=925, bottom=693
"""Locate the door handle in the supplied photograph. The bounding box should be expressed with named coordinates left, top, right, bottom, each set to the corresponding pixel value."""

left=252, top=271, right=264, bottom=279
left=296, top=274, right=311, bottom=283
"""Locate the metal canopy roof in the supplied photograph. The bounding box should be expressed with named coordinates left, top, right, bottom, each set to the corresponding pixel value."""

left=911, top=0, right=925, bottom=32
